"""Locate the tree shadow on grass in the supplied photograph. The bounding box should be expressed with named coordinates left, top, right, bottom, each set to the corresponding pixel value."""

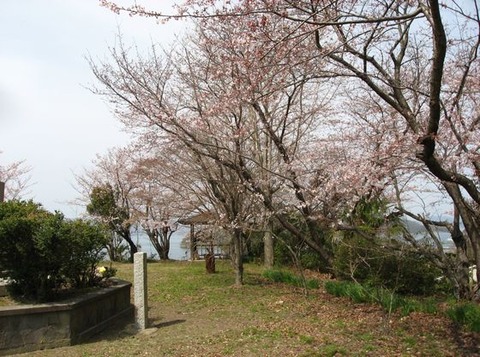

left=151, top=319, right=186, bottom=328
left=86, top=318, right=187, bottom=345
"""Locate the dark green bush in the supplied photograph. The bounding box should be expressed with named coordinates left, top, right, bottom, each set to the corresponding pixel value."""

left=0, top=200, right=109, bottom=302
left=332, top=234, right=442, bottom=295
left=243, top=231, right=264, bottom=263
left=333, top=196, right=443, bottom=295
left=273, top=226, right=332, bottom=271
left=58, top=218, right=110, bottom=288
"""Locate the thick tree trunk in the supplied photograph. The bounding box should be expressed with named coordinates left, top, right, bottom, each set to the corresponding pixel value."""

left=231, top=229, right=244, bottom=286
left=158, top=231, right=171, bottom=260
left=263, top=224, right=274, bottom=268
left=158, top=245, right=170, bottom=260
left=146, top=229, right=171, bottom=260
left=146, top=230, right=162, bottom=260
left=444, top=182, right=480, bottom=299
left=205, top=253, right=216, bottom=273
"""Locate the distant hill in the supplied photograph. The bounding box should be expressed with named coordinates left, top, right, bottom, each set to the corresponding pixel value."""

left=401, top=217, right=450, bottom=235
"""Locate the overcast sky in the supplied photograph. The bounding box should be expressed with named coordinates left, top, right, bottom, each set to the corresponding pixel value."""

left=0, top=0, right=183, bottom=217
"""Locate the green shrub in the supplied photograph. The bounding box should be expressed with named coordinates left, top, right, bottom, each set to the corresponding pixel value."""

left=333, top=234, right=441, bottom=296
left=243, top=231, right=265, bottom=263
left=58, top=218, right=110, bottom=288
left=397, top=297, right=438, bottom=316
left=0, top=200, right=110, bottom=302
left=447, top=302, right=480, bottom=332
left=273, top=232, right=331, bottom=271
left=324, top=280, right=370, bottom=303
left=263, top=269, right=319, bottom=289
left=324, top=280, right=439, bottom=315
left=298, top=249, right=326, bottom=271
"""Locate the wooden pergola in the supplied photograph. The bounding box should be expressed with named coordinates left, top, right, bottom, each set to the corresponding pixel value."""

left=178, top=212, right=217, bottom=261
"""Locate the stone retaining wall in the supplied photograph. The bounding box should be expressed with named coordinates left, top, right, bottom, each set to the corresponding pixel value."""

left=0, top=284, right=6, bottom=297
left=0, top=279, right=133, bottom=356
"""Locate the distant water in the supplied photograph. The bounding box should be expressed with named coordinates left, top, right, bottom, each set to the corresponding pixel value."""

left=403, top=218, right=455, bottom=251
left=127, top=220, right=458, bottom=260
left=130, top=226, right=190, bottom=260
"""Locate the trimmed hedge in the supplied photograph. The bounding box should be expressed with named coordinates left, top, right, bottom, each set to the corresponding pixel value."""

left=0, top=200, right=109, bottom=302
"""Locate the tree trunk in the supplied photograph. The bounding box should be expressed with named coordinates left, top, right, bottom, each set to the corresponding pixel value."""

left=158, top=230, right=171, bottom=260
left=146, top=230, right=162, bottom=260
left=120, top=229, right=137, bottom=262
left=158, top=245, right=170, bottom=260
left=189, top=224, right=198, bottom=261
left=263, top=225, right=274, bottom=268
left=444, top=182, right=480, bottom=299
left=231, top=228, right=244, bottom=286
left=147, top=228, right=172, bottom=260
left=205, top=253, right=216, bottom=273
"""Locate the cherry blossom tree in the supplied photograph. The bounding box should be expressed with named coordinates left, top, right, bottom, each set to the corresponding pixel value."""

left=76, top=147, right=138, bottom=261
left=127, top=141, right=199, bottom=261
left=246, top=0, right=480, bottom=298
left=90, top=5, right=408, bottom=286
left=97, top=0, right=480, bottom=298
left=90, top=27, right=327, bottom=279
left=180, top=15, right=396, bottom=268
left=301, top=0, right=480, bottom=298
left=77, top=138, right=212, bottom=262
left=0, top=152, right=31, bottom=201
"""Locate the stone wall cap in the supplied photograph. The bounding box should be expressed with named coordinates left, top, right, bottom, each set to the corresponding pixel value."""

left=0, top=279, right=131, bottom=316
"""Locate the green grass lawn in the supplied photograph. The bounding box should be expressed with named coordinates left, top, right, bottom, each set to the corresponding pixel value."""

left=9, top=260, right=478, bottom=356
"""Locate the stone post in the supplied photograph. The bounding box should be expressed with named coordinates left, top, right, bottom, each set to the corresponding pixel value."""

left=134, top=252, right=148, bottom=329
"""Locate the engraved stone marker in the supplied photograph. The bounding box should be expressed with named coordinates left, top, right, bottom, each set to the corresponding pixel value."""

left=134, top=252, right=148, bottom=329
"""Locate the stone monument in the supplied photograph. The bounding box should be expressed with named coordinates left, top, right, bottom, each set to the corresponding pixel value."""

left=134, top=252, right=148, bottom=330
